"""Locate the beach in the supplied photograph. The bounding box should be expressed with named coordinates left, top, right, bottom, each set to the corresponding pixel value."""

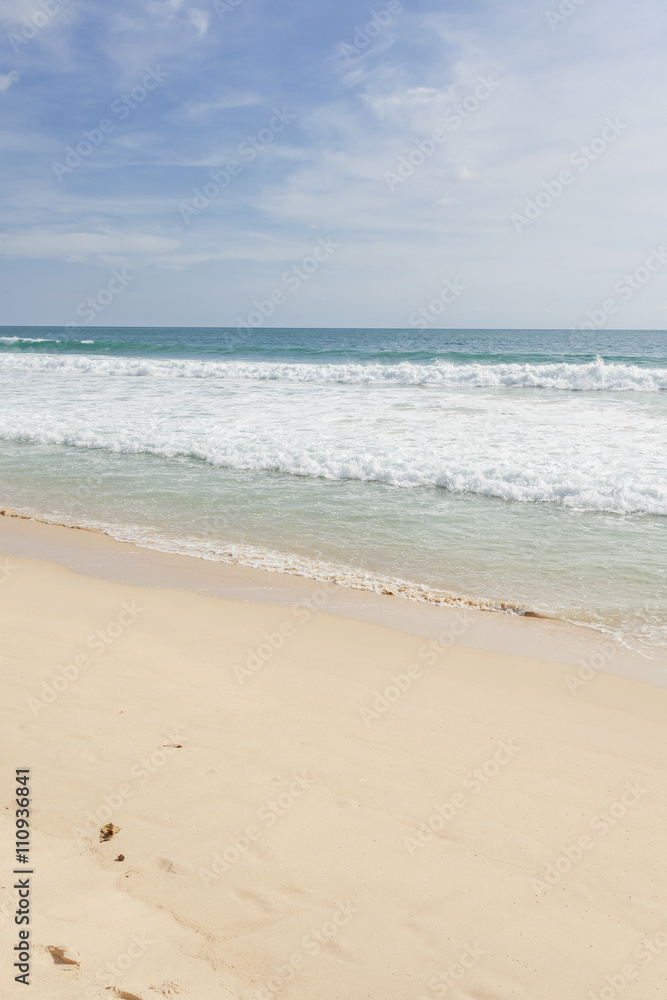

left=5, top=0, right=667, bottom=993
left=2, top=515, right=667, bottom=1000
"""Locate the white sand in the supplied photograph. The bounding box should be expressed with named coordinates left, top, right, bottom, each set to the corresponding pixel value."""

left=1, top=537, right=667, bottom=999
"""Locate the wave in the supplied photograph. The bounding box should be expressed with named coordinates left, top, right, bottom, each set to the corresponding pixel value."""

left=0, top=336, right=95, bottom=346
left=0, top=336, right=58, bottom=344
left=1, top=421, right=665, bottom=515
left=1, top=353, right=667, bottom=390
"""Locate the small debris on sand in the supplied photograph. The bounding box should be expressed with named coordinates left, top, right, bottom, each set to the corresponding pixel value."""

left=100, top=823, right=120, bottom=842
left=47, top=945, right=80, bottom=966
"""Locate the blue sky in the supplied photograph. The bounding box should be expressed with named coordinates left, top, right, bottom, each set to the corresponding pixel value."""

left=1, top=0, right=666, bottom=329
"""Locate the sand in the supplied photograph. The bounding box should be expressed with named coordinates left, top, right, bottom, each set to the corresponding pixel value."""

left=1, top=527, right=667, bottom=1000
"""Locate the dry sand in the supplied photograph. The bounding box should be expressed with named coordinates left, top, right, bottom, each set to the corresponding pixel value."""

left=1, top=529, right=667, bottom=999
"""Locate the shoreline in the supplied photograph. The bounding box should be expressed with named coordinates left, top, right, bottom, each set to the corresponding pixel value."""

left=1, top=508, right=666, bottom=687
left=0, top=506, right=542, bottom=617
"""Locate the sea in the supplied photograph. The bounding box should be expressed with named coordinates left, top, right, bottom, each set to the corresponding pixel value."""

left=1, top=327, right=665, bottom=654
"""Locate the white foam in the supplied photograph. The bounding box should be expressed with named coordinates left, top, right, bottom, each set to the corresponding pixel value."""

left=0, top=376, right=665, bottom=514
left=0, top=353, right=666, bottom=390
left=0, top=336, right=56, bottom=344
left=2, top=350, right=666, bottom=517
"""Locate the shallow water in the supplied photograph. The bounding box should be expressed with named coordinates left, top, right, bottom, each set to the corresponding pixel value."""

left=1, top=327, right=665, bottom=652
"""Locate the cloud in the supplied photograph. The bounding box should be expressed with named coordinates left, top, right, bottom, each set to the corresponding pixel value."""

left=187, top=7, right=209, bottom=36
left=0, top=229, right=181, bottom=261
left=184, top=93, right=262, bottom=116
left=365, top=86, right=444, bottom=118
left=2, top=0, right=667, bottom=327
left=0, top=70, right=19, bottom=92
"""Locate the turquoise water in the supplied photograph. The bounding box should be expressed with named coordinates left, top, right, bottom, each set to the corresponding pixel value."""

left=1, top=327, right=665, bottom=652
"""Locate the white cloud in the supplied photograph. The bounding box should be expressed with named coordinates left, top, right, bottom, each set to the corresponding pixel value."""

left=0, top=229, right=181, bottom=261
left=187, top=7, right=209, bottom=36
left=3, top=0, right=667, bottom=327
left=184, top=93, right=261, bottom=116
left=147, top=0, right=186, bottom=17
left=365, top=86, right=443, bottom=118
left=0, top=70, right=19, bottom=92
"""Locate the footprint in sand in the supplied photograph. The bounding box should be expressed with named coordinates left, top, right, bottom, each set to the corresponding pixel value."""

left=139, top=983, right=181, bottom=998
left=156, top=857, right=192, bottom=875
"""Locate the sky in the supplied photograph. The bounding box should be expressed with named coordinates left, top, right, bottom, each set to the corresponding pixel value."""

left=0, top=0, right=666, bottom=330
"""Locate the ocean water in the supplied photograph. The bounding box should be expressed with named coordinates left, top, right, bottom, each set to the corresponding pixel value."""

left=1, top=327, right=665, bottom=653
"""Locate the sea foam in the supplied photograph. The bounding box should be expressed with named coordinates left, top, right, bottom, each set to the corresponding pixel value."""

left=0, top=353, right=666, bottom=390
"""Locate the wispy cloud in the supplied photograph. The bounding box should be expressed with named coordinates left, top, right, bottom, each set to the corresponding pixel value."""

left=184, top=92, right=262, bottom=116
left=1, top=0, right=667, bottom=328
left=0, top=229, right=180, bottom=261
